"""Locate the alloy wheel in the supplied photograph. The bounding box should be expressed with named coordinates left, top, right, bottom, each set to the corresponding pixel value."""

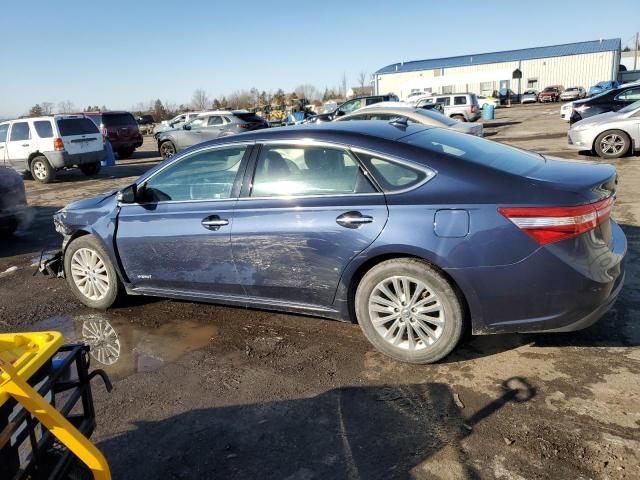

left=368, top=275, right=444, bottom=351
left=160, top=142, right=175, bottom=158
left=32, top=160, right=47, bottom=180
left=70, top=248, right=110, bottom=301
left=600, top=134, right=626, bottom=155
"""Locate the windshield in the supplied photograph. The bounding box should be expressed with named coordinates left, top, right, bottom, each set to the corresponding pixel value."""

left=402, top=128, right=543, bottom=176
left=619, top=100, right=640, bottom=113
left=566, top=88, right=578, bottom=92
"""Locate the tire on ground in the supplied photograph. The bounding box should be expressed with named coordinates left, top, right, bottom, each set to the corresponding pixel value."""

left=594, top=130, right=631, bottom=159
left=64, top=235, right=123, bottom=309
left=79, top=162, right=101, bottom=176
left=30, top=155, right=55, bottom=183
left=355, top=258, right=464, bottom=364
left=159, top=141, right=176, bottom=159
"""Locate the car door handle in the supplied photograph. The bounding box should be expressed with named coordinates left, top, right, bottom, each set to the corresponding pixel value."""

left=201, top=215, right=229, bottom=230
left=336, top=211, right=373, bottom=229
left=22, top=144, right=30, bottom=147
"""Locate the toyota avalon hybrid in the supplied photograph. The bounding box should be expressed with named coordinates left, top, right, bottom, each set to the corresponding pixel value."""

left=46, top=122, right=626, bottom=364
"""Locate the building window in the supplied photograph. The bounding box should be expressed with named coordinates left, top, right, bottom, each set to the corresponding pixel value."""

left=411, top=88, right=420, bottom=93
left=433, top=68, right=442, bottom=77
left=480, top=82, right=493, bottom=96
left=442, top=85, right=454, bottom=94
left=527, top=78, right=538, bottom=89
left=423, top=87, right=432, bottom=93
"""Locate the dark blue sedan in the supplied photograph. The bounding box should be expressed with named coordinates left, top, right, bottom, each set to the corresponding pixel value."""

left=50, top=121, right=626, bottom=363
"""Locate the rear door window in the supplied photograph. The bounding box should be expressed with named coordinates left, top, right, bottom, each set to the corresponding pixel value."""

left=102, top=113, right=137, bottom=127
left=436, top=97, right=451, bottom=106
left=9, top=122, right=30, bottom=141
left=207, top=116, right=224, bottom=126
left=57, top=118, right=100, bottom=136
left=34, top=120, right=54, bottom=138
left=454, top=96, right=467, bottom=105
left=615, top=88, right=640, bottom=102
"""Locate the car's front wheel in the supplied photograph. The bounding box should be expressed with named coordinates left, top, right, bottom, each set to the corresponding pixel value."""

left=159, top=140, right=176, bottom=160
left=594, top=130, right=631, bottom=159
left=64, top=235, right=122, bottom=309
left=355, top=258, right=464, bottom=364
left=30, top=156, right=55, bottom=183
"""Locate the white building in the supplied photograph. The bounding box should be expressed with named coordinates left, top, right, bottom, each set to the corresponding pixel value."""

left=374, top=39, right=621, bottom=98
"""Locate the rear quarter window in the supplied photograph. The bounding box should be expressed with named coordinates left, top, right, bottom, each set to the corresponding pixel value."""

left=356, top=152, right=432, bottom=192
left=233, top=113, right=264, bottom=123
left=102, top=113, right=137, bottom=127
left=34, top=120, right=54, bottom=138
left=57, top=118, right=100, bottom=136
left=402, top=128, right=543, bottom=176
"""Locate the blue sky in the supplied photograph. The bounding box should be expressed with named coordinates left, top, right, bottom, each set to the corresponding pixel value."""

left=1, top=0, right=639, bottom=117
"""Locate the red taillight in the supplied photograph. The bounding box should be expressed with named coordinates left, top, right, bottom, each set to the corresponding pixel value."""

left=498, top=197, right=614, bottom=245
left=471, top=105, right=476, bottom=113
left=238, top=124, right=250, bottom=129
left=53, top=138, right=64, bottom=150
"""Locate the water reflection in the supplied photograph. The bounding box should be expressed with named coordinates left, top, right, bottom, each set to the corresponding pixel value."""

left=33, top=313, right=217, bottom=380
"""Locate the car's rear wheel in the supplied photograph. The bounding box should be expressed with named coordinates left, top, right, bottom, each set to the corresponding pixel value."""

left=64, top=235, right=122, bottom=309
left=355, top=258, right=464, bottom=364
left=30, top=156, right=55, bottom=183
left=451, top=114, right=466, bottom=122
left=79, top=162, right=101, bottom=176
left=159, top=140, right=176, bottom=159
left=594, top=130, right=631, bottom=159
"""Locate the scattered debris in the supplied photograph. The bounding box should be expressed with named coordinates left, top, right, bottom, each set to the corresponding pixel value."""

left=504, top=437, right=514, bottom=445
left=453, top=392, right=465, bottom=409
left=1, top=266, right=19, bottom=278
left=462, top=423, right=473, bottom=432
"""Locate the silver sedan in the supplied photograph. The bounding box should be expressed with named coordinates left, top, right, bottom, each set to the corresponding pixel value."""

left=568, top=100, right=640, bottom=159
left=335, top=104, right=483, bottom=137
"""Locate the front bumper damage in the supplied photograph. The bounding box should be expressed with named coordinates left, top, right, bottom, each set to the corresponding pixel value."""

left=39, top=251, right=64, bottom=277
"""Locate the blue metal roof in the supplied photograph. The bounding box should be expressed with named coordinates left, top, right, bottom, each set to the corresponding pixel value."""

left=376, top=39, right=621, bottom=75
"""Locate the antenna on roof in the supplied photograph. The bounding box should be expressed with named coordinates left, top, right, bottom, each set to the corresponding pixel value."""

left=389, top=117, right=409, bottom=129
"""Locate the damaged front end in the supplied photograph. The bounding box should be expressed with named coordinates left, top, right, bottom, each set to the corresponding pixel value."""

left=39, top=250, right=64, bottom=277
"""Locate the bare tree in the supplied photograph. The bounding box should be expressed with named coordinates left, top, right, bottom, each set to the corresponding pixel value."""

left=57, top=100, right=75, bottom=113
left=357, top=71, right=368, bottom=89
left=340, top=73, right=348, bottom=98
left=294, top=84, right=320, bottom=103
left=164, top=100, right=177, bottom=115
left=41, top=102, right=54, bottom=115
left=191, top=89, right=210, bottom=110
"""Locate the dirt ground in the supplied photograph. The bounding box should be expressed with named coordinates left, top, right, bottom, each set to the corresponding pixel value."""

left=1, top=103, right=639, bottom=479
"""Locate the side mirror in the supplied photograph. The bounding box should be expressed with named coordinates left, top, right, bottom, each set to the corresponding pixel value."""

left=117, top=184, right=138, bottom=204
left=183, top=124, right=191, bottom=130
left=335, top=110, right=345, bottom=117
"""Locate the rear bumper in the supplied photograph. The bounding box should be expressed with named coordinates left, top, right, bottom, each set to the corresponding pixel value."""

left=46, top=149, right=106, bottom=169
left=108, top=139, right=143, bottom=150
left=447, top=220, right=627, bottom=335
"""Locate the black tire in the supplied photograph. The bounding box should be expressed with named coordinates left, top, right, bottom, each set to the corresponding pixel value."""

left=159, top=140, right=176, bottom=159
left=79, top=162, right=101, bottom=176
left=451, top=114, right=466, bottom=122
left=30, top=155, right=55, bottom=183
left=117, top=147, right=135, bottom=159
left=594, top=130, right=631, bottom=159
left=355, top=258, right=464, bottom=364
left=64, top=235, right=123, bottom=309
left=0, top=217, right=18, bottom=237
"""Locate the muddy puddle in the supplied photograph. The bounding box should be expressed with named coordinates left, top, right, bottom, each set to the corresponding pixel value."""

left=31, top=313, right=217, bottom=381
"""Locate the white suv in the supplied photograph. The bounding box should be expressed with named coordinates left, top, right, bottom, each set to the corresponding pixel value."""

left=0, top=115, right=106, bottom=183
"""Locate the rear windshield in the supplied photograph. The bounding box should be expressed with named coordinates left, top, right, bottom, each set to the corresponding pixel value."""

left=57, top=118, right=100, bottom=136
left=102, top=113, right=137, bottom=127
left=233, top=113, right=264, bottom=123
left=412, top=109, right=457, bottom=126
left=402, top=128, right=543, bottom=176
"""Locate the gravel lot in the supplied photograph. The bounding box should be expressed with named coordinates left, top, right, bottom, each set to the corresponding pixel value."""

left=1, top=103, right=639, bottom=479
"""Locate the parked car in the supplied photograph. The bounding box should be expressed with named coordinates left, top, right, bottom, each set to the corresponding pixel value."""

left=521, top=89, right=539, bottom=104
left=0, top=115, right=105, bottom=183
left=335, top=105, right=483, bottom=136
left=305, top=95, right=399, bottom=123
left=0, top=167, right=27, bottom=235
left=418, top=103, right=444, bottom=114
left=538, top=86, right=564, bottom=102
left=588, top=81, right=619, bottom=97
left=156, top=110, right=268, bottom=158
left=136, top=115, right=155, bottom=125
left=46, top=122, right=625, bottom=364
left=568, top=100, right=640, bottom=159
left=476, top=95, right=499, bottom=109
left=415, top=93, right=481, bottom=122
left=83, top=111, right=143, bottom=159
left=560, top=87, right=586, bottom=101
left=153, top=112, right=204, bottom=136
left=560, top=102, right=574, bottom=121
left=569, top=84, right=640, bottom=124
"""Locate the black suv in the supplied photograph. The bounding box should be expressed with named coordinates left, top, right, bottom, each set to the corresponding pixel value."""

left=83, top=111, right=144, bottom=158
left=306, top=94, right=399, bottom=123
left=570, top=84, right=640, bottom=124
